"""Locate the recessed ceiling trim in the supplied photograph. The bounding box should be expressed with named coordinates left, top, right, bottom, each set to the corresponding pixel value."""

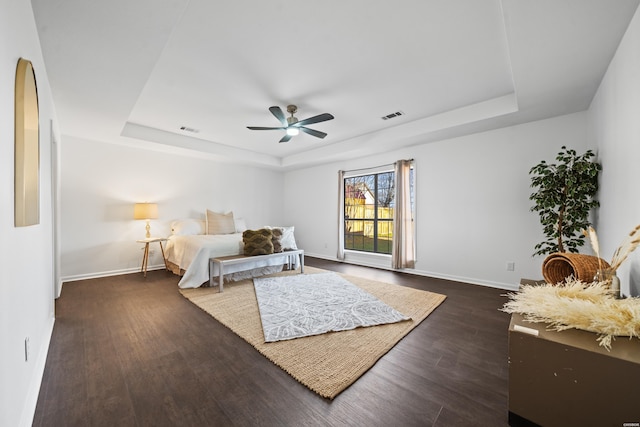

left=281, top=93, right=519, bottom=169
left=121, top=122, right=282, bottom=168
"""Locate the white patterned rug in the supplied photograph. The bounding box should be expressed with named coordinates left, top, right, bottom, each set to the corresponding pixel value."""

left=253, top=272, right=410, bottom=342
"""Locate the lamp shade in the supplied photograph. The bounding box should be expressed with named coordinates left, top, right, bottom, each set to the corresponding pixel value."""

left=133, top=203, right=158, bottom=220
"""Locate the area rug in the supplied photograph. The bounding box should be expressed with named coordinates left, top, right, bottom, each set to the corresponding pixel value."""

left=179, top=267, right=446, bottom=399
left=253, top=272, right=410, bottom=342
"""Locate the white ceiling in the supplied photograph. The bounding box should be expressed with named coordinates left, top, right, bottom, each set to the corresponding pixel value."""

left=31, top=0, right=639, bottom=170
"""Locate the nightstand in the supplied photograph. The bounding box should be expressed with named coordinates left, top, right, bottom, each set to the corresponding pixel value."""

left=137, top=237, right=168, bottom=277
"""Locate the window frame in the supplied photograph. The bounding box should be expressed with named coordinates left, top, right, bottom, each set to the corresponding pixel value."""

left=343, top=170, right=396, bottom=255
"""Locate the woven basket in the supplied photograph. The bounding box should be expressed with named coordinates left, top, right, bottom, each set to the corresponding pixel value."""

left=542, top=253, right=611, bottom=284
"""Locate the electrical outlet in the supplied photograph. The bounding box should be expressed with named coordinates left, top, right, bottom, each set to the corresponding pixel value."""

left=149, top=249, right=155, bottom=255
left=25, top=337, right=30, bottom=362
left=506, top=262, right=515, bottom=271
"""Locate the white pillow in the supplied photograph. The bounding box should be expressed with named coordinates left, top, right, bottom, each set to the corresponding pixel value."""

left=206, top=209, right=236, bottom=235
left=265, top=225, right=298, bottom=250
left=234, top=218, right=247, bottom=233
left=171, top=219, right=206, bottom=236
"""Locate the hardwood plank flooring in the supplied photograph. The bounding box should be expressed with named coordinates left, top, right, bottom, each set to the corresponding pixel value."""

left=33, top=258, right=512, bottom=426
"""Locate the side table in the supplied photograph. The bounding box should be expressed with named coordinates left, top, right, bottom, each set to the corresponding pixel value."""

left=137, top=237, right=168, bottom=277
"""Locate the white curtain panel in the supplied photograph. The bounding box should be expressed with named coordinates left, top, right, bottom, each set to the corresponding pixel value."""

left=337, top=170, right=345, bottom=261
left=392, top=160, right=415, bottom=269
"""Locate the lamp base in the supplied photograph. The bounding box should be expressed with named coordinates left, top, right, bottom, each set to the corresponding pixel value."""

left=145, top=220, right=151, bottom=239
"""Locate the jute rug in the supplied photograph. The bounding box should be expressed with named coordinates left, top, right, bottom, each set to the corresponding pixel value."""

left=180, top=267, right=446, bottom=399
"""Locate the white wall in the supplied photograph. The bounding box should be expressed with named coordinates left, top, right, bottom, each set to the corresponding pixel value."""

left=0, top=0, right=57, bottom=426
left=283, top=112, right=590, bottom=290
left=589, top=5, right=640, bottom=297
left=60, top=136, right=285, bottom=280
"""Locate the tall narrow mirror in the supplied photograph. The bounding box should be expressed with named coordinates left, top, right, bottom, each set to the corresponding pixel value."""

left=15, top=58, right=39, bottom=227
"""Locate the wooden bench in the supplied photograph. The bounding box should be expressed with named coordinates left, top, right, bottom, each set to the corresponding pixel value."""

left=209, top=249, right=304, bottom=292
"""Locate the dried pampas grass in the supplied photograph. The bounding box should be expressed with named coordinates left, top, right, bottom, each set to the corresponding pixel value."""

left=583, top=226, right=603, bottom=272
left=583, top=224, right=640, bottom=272
left=502, top=279, right=640, bottom=350
left=610, top=224, right=640, bottom=271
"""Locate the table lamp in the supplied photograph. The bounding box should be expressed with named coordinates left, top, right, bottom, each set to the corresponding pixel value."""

left=134, top=202, right=158, bottom=238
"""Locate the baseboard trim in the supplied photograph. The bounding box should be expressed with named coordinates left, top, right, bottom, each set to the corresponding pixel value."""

left=61, top=264, right=166, bottom=284
left=305, top=252, right=518, bottom=291
left=60, top=257, right=519, bottom=292
left=20, top=316, right=55, bottom=427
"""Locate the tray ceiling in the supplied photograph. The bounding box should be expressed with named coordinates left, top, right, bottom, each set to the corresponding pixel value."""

left=32, top=0, right=639, bottom=169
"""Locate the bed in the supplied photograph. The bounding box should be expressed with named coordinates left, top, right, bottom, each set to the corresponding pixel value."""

left=164, top=217, right=298, bottom=289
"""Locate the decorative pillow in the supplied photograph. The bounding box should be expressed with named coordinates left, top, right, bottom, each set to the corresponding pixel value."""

left=243, top=229, right=274, bottom=256
left=171, top=219, right=206, bottom=236
left=270, top=227, right=283, bottom=253
left=234, top=218, right=247, bottom=233
left=281, top=226, right=298, bottom=250
left=206, top=210, right=236, bottom=235
left=265, top=226, right=298, bottom=250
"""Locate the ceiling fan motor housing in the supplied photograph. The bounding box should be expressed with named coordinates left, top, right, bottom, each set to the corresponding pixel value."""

left=287, top=105, right=298, bottom=125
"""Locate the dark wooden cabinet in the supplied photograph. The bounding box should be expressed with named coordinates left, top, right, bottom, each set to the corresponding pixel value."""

left=508, top=313, right=640, bottom=426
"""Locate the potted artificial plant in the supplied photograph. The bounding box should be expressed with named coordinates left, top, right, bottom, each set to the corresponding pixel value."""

left=529, top=146, right=601, bottom=256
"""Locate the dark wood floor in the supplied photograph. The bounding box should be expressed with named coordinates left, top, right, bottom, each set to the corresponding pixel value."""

left=33, top=258, right=511, bottom=426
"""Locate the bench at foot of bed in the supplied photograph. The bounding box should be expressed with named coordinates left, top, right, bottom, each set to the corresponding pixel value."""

left=209, top=249, right=304, bottom=292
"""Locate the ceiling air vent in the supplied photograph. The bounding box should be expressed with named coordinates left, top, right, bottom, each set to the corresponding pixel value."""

left=381, top=111, right=404, bottom=121
left=179, top=126, right=199, bottom=133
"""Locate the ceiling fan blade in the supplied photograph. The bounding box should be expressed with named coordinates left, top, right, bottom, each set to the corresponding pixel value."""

left=269, top=106, right=287, bottom=126
left=279, top=133, right=293, bottom=143
left=293, top=113, right=334, bottom=127
left=300, top=127, right=327, bottom=139
left=247, top=126, right=286, bottom=130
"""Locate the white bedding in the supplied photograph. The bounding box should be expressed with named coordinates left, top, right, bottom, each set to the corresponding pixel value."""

left=165, top=233, right=290, bottom=289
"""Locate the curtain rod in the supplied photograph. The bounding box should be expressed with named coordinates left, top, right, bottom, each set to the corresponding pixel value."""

left=340, top=159, right=414, bottom=175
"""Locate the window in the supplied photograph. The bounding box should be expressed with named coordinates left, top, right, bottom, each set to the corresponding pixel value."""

left=344, top=171, right=398, bottom=254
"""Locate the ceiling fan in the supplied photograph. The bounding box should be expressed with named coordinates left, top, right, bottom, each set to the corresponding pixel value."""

left=247, top=105, right=334, bottom=143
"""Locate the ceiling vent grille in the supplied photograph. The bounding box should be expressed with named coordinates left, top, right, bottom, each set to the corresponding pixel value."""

left=179, top=126, right=199, bottom=133
left=381, top=111, right=404, bottom=120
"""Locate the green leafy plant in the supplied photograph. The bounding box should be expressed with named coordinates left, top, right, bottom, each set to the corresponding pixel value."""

left=529, top=146, right=601, bottom=256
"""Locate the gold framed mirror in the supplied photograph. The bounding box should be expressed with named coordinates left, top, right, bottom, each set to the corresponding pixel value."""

left=15, top=58, right=40, bottom=227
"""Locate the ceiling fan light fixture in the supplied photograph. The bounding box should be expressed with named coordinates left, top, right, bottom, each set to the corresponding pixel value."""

left=286, top=127, right=299, bottom=136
